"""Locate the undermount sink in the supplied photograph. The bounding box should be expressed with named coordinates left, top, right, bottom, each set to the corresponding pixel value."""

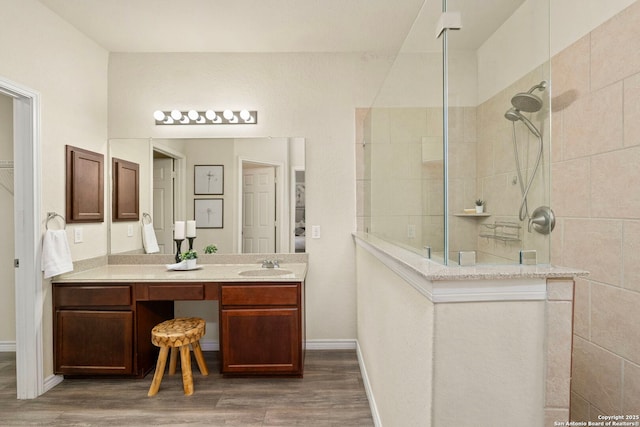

left=238, top=268, right=294, bottom=277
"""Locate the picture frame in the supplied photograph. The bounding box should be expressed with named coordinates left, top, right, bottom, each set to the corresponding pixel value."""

left=194, top=164, right=224, bottom=195
left=194, top=198, right=223, bottom=229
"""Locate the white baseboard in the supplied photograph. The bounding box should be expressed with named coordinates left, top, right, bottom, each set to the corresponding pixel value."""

left=199, top=339, right=357, bottom=352
left=44, top=374, right=63, bottom=393
left=356, top=341, right=382, bottom=427
left=0, top=341, right=16, bottom=352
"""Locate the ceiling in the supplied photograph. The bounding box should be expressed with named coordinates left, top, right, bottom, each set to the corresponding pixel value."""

left=38, top=0, right=525, bottom=54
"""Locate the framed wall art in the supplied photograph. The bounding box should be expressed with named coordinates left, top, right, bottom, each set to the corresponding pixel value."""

left=194, top=164, right=224, bottom=195
left=194, top=198, right=223, bottom=229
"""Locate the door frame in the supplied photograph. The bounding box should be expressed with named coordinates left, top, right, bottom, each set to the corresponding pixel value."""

left=236, top=157, right=285, bottom=253
left=151, top=140, right=186, bottom=231
left=1, top=75, right=47, bottom=399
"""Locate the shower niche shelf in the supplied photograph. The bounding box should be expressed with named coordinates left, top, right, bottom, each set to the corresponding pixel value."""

left=454, top=213, right=491, bottom=218
left=480, top=221, right=521, bottom=242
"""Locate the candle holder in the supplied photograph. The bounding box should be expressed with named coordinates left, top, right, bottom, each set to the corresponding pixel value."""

left=174, top=239, right=184, bottom=263
left=187, top=236, right=196, bottom=251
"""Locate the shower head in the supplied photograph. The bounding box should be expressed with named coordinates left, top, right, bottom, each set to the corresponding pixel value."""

left=504, top=108, right=521, bottom=122
left=511, top=93, right=543, bottom=113
left=504, top=108, right=541, bottom=138
left=511, top=80, right=547, bottom=113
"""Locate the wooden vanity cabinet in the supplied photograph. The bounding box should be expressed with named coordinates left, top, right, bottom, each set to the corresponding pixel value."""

left=54, top=284, right=135, bottom=376
left=219, top=282, right=305, bottom=376
left=53, top=283, right=173, bottom=377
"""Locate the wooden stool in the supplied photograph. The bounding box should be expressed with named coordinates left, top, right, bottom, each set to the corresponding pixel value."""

left=147, top=317, right=209, bottom=396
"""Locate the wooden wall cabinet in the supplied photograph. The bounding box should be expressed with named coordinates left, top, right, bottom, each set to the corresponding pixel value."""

left=219, top=282, right=305, bottom=376
left=111, top=157, right=139, bottom=222
left=66, top=145, right=104, bottom=223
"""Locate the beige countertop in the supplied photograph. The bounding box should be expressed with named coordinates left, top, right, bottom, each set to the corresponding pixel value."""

left=54, top=263, right=308, bottom=283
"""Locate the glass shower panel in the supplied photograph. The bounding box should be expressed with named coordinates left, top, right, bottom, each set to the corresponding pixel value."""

left=361, top=1, right=445, bottom=259
left=446, top=0, right=551, bottom=264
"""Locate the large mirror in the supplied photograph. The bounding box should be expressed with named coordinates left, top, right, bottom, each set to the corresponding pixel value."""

left=108, top=137, right=306, bottom=255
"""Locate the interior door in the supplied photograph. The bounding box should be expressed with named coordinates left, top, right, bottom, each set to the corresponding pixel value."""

left=242, top=166, right=276, bottom=253
left=153, top=157, right=174, bottom=253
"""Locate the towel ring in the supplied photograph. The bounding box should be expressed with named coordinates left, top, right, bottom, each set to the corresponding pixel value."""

left=46, top=212, right=66, bottom=230
left=142, top=212, right=152, bottom=224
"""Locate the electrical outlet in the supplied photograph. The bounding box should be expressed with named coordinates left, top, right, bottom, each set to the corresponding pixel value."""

left=407, top=224, right=416, bottom=239
left=74, top=227, right=83, bottom=243
left=311, top=225, right=321, bottom=239
left=127, top=224, right=134, bottom=237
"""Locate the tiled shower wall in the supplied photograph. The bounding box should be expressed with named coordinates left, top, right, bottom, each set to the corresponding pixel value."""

left=550, top=1, right=640, bottom=420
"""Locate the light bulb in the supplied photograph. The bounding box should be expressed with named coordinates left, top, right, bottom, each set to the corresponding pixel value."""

left=223, top=109, right=234, bottom=120
left=205, top=110, right=217, bottom=121
left=187, top=110, right=199, bottom=121
left=239, top=110, right=251, bottom=121
left=153, top=110, right=166, bottom=121
left=170, top=110, right=182, bottom=120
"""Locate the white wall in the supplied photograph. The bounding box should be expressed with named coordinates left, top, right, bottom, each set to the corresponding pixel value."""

left=108, top=52, right=393, bottom=341
left=0, top=0, right=108, bottom=373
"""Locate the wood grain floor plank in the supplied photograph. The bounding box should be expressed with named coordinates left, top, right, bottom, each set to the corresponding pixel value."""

left=0, top=350, right=374, bottom=426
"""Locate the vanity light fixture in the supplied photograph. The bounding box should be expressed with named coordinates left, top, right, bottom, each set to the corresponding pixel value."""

left=153, top=109, right=258, bottom=125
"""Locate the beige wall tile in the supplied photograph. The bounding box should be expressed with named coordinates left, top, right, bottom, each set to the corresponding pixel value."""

left=463, top=107, right=476, bottom=143
left=623, top=220, right=640, bottom=293
left=551, top=158, right=590, bottom=217
left=591, top=283, right=640, bottom=365
left=573, top=278, right=590, bottom=340
left=591, top=1, right=640, bottom=91
left=570, top=391, right=590, bottom=422
left=624, top=73, right=640, bottom=148
left=563, top=82, right=623, bottom=159
left=547, top=279, right=574, bottom=301
left=546, top=300, right=573, bottom=408
left=546, top=409, right=569, bottom=427
left=591, top=146, right=640, bottom=219
left=572, top=336, right=623, bottom=415
left=551, top=34, right=591, bottom=109
left=551, top=110, right=564, bottom=163
left=563, top=219, right=623, bottom=285
left=623, top=361, right=640, bottom=414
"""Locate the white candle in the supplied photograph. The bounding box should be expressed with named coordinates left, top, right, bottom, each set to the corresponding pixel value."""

left=186, top=220, right=196, bottom=238
left=174, top=221, right=185, bottom=240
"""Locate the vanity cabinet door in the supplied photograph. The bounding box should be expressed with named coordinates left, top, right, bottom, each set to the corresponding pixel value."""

left=55, top=309, right=133, bottom=375
left=219, top=282, right=304, bottom=376
left=220, top=307, right=300, bottom=374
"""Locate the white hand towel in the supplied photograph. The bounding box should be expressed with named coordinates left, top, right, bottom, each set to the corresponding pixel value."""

left=41, top=229, right=73, bottom=279
left=142, top=222, right=160, bottom=254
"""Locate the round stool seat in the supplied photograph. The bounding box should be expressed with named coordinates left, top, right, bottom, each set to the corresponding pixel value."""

left=151, top=317, right=206, bottom=348
left=147, top=317, right=208, bottom=397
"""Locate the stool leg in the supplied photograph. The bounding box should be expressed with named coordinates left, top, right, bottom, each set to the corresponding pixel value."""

left=147, top=347, right=169, bottom=397
left=169, top=347, right=178, bottom=375
left=191, top=340, right=209, bottom=376
left=180, top=345, right=194, bottom=396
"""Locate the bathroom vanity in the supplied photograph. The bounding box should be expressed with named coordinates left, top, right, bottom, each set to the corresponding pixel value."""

left=52, top=262, right=306, bottom=378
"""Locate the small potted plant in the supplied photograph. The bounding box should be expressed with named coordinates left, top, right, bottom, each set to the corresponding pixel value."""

left=204, top=244, right=217, bottom=254
left=475, top=199, right=485, bottom=214
left=180, top=249, right=198, bottom=269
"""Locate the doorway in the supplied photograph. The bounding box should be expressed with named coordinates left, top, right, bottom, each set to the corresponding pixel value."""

left=1, top=76, right=44, bottom=399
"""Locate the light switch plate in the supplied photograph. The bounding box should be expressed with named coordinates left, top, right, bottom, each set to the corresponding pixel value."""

left=311, top=225, right=321, bottom=239
left=74, top=227, right=83, bottom=243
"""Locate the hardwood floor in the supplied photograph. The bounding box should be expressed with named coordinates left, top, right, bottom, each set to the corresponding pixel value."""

left=0, top=350, right=374, bottom=426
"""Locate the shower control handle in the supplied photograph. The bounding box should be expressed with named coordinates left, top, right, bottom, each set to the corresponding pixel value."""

left=528, top=206, right=555, bottom=235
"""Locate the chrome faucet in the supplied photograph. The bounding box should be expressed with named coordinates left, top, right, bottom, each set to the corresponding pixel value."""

left=261, top=259, right=280, bottom=268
